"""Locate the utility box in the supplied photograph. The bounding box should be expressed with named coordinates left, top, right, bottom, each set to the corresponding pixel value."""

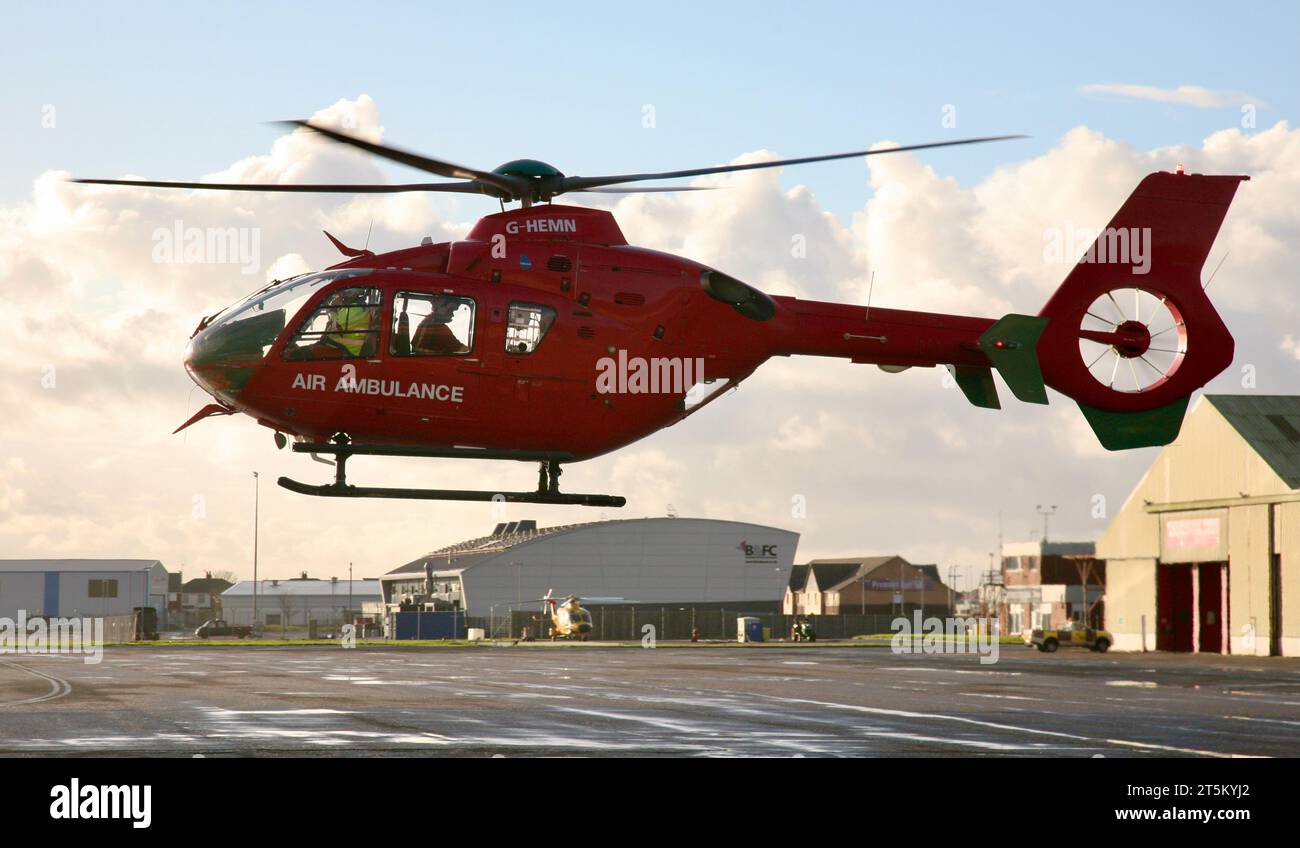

left=737, top=616, right=763, bottom=643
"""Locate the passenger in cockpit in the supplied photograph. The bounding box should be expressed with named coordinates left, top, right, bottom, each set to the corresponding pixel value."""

left=412, top=297, right=468, bottom=354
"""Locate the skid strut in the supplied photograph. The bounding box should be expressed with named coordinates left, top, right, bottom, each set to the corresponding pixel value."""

left=276, top=437, right=625, bottom=507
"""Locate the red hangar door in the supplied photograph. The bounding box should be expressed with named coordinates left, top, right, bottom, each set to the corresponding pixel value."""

left=1197, top=562, right=1225, bottom=654
left=1157, top=564, right=1194, bottom=652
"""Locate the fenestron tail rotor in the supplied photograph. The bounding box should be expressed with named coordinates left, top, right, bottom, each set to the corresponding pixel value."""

left=1077, top=287, right=1187, bottom=394
left=72, top=121, right=1025, bottom=206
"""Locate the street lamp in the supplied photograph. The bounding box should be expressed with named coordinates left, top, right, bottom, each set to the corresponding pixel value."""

left=252, top=471, right=260, bottom=630
left=1036, top=504, right=1058, bottom=544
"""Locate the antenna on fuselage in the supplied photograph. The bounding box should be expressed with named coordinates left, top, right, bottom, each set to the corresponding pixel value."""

left=364, top=219, right=373, bottom=252
left=865, top=270, right=876, bottom=322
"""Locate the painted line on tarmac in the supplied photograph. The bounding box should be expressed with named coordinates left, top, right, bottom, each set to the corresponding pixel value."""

left=0, top=660, right=72, bottom=707
left=745, top=692, right=1262, bottom=758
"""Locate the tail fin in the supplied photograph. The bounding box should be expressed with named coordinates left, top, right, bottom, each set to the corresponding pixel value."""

left=1035, top=171, right=1248, bottom=449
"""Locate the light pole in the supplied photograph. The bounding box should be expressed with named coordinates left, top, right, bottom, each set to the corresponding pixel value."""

left=348, top=561, right=353, bottom=627
left=252, top=471, right=260, bottom=629
left=1036, top=504, right=1058, bottom=544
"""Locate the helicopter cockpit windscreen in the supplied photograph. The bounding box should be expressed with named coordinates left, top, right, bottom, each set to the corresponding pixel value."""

left=188, top=270, right=373, bottom=366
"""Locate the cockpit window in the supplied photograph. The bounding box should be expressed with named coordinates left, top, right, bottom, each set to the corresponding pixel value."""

left=282, top=286, right=384, bottom=360
left=391, top=292, right=475, bottom=356
left=189, top=270, right=372, bottom=369
left=505, top=303, right=556, bottom=355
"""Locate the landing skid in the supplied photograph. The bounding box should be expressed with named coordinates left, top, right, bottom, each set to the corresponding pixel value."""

left=275, top=438, right=626, bottom=507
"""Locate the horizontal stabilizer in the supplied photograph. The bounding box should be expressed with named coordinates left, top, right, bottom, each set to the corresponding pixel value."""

left=979, top=314, right=1049, bottom=404
left=1077, top=396, right=1189, bottom=451
left=948, top=365, right=1000, bottom=409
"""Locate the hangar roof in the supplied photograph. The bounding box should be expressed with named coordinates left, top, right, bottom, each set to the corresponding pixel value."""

left=1207, top=395, right=1300, bottom=488
left=0, top=559, right=164, bottom=573
left=384, top=522, right=592, bottom=577
left=424, top=520, right=600, bottom=557
left=387, top=517, right=797, bottom=578
left=223, top=579, right=380, bottom=597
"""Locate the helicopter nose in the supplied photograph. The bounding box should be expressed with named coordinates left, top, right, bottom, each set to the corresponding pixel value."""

left=185, top=343, right=248, bottom=405
left=184, top=314, right=273, bottom=404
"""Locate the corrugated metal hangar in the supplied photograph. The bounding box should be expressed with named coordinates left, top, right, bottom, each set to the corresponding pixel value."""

left=1098, top=395, right=1300, bottom=656
left=0, top=559, right=169, bottom=623
left=222, top=578, right=382, bottom=627
left=383, top=517, right=799, bottom=617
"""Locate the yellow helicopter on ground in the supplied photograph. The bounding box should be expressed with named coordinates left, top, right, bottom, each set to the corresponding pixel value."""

left=535, top=590, right=622, bottom=641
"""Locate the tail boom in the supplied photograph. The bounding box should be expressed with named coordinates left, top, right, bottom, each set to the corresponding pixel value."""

left=761, top=170, right=1247, bottom=451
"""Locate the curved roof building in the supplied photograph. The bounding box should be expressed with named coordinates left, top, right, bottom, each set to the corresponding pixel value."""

left=382, top=517, right=799, bottom=617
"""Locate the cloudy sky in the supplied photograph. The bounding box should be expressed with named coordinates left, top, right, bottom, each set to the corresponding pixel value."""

left=2, top=2, right=1297, bottom=588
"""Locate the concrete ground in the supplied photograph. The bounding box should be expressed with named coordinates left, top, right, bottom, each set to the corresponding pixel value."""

left=1, top=643, right=1298, bottom=756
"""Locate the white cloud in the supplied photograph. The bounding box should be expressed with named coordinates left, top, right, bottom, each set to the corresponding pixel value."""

left=1080, top=83, right=1264, bottom=109
left=3, top=97, right=1299, bottom=592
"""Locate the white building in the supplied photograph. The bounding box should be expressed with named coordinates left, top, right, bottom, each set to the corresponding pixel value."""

left=382, top=517, right=800, bottom=617
left=220, top=577, right=381, bottom=627
left=0, top=559, right=169, bottom=623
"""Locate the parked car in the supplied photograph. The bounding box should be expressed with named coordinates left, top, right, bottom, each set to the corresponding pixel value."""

left=1030, top=620, right=1111, bottom=652
left=194, top=619, right=258, bottom=639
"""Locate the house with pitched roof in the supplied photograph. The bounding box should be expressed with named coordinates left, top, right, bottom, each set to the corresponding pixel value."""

left=784, top=555, right=952, bottom=616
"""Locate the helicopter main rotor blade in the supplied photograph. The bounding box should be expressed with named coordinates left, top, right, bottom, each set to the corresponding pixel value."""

left=72, top=177, right=492, bottom=194
left=573, top=185, right=717, bottom=194
left=276, top=119, right=524, bottom=198
left=560, top=134, right=1027, bottom=193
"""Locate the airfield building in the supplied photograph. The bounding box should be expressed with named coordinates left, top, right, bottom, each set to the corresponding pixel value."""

left=221, top=577, right=381, bottom=628
left=1000, top=540, right=1103, bottom=638
left=0, top=559, right=170, bottom=625
left=1098, top=395, right=1300, bottom=656
left=382, top=517, right=799, bottom=618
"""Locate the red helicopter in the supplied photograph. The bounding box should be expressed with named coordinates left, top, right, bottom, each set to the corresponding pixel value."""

left=76, top=123, right=1247, bottom=507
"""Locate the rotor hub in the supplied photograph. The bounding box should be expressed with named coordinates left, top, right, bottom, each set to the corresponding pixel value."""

left=1113, top=319, right=1151, bottom=358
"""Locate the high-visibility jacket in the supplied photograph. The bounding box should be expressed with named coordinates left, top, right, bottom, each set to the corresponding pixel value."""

left=334, top=306, right=372, bottom=357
